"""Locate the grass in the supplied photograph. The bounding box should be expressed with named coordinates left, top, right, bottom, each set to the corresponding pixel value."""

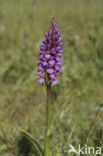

left=0, top=0, right=103, bottom=155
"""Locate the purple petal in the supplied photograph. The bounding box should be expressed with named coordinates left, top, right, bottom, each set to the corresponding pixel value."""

left=45, top=54, right=51, bottom=59
left=49, top=74, right=56, bottom=80
left=51, top=48, right=55, bottom=51
left=56, top=61, right=62, bottom=65
left=48, top=44, right=51, bottom=48
left=39, top=55, right=44, bottom=59
left=45, top=32, right=49, bottom=39
left=40, top=44, right=45, bottom=47
left=49, top=60, right=55, bottom=65
left=40, top=44, right=46, bottom=50
left=55, top=65, right=62, bottom=71
left=59, top=49, right=64, bottom=53
left=56, top=53, right=62, bottom=56
left=59, top=42, right=63, bottom=46
left=56, top=57, right=63, bottom=62
left=46, top=50, right=50, bottom=54
left=55, top=34, right=60, bottom=39
left=58, top=37, right=63, bottom=42
left=37, top=64, right=44, bottom=71
left=38, top=78, right=45, bottom=83
left=42, top=38, right=47, bottom=43
left=43, top=62, right=48, bottom=66
left=50, top=56, right=55, bottom=60
left=37, top=59, right=41, bottom=63
left=56, top=47, right=62, bottom=51
left=45, top=32, right=48, bottom=36
left=52, top=79, right=58, bottom=85
left=56, top=38, right=63, bottom=45
left=56, top=71, right=62, bottom=75
left=39, top=51, right=43, bottom=54
left=51, top=49, right=56, bottom=54
left=37, top=71, right=44, bottom=77
left=47, top=68, right=55, bottom=74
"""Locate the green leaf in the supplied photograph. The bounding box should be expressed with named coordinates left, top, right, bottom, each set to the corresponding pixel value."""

left=0, top=144, right=8, bottom=153
left=18, top=127, right=44, bottom=156
left=55, top=152, right=61, bottom=156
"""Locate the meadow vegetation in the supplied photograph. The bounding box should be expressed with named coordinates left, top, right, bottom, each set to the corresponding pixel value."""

left=0, top=0, right=103, bottom=155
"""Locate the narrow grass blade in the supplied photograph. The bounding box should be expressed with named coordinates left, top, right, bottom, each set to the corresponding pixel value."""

left=18, top=127, right=44, bottom=156
left=55, top=152, right=61, bottom=156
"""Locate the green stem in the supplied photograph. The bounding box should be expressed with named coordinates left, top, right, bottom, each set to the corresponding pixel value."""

left=45, top=84, right=51, bottom=156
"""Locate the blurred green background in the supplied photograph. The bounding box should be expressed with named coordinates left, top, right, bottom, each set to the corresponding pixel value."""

left=0, top=0, right=103, bottom=155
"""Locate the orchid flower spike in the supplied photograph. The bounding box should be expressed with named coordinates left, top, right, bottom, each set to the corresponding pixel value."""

left=37, top=18, right=63, bottom=85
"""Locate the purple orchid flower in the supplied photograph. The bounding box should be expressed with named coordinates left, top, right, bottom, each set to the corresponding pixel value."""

left=37, top=18, right=63, bottom=85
